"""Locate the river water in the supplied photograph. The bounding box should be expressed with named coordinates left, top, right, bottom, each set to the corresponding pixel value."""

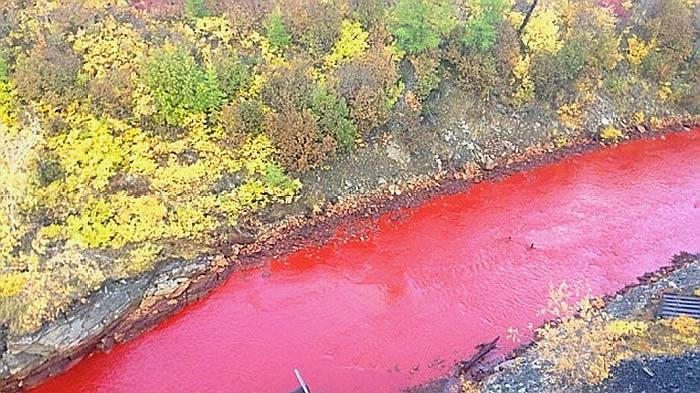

left=32, top=129, right=700, bottom=393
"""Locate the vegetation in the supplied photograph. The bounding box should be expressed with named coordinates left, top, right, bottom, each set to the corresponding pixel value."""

left=463, top=282, right=700, bottom=393
left=533, top=284, right=700, bottom=387
left=0, top=0, right=697, bottom=334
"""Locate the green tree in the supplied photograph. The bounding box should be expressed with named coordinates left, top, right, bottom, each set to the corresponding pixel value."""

left=388, top=0, right=457, bottom=54
left=309, top=87, right=358, bottom=152
left=143, top=47, right=224, bottom=126
left=266, top=9, right=292, bottom=49
left=462, top=0, right=509, bottom=52
left=185, top=0, right=209, bottom=18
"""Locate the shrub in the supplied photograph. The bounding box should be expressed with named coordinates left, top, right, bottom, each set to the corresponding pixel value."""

left=265, top=8, right=292, bottom=49
left=309, top=87, right=358, bottom=152
left=457, top=52, right=500, bottom=98
left=266, top=108, right=337, bottom=171
left=442, top=40, right=501, bottom=98
left=213, top=52, right=253, bottom=99
left=260, top=61, right=316, bottom=112
left=0, top=249, right=106, bottom=334
left=637, top=0, right=694, bottom=82
left=461, top=0, right=509, bottom=52
left=492, top=21, right=521, bottom=74
left=0, top=53, right=8, bottom=82
left=600, top=125, right=623, bottom=141
left=13, top=38, right=82, bottom=107
left=409, top=51, right=441, bottom=99
left=185, top=0, right=209, bottom=18
left=534, top=286, right=647, bottom=387
left=626, top=35, right=654, bottom=66
left=388, top=0, right=457, bottom=54
left=143, top=46, right=224, bottom=126
left=220, top=99, right=266, bottom=139
left=208, top=0, right=273, bottom=34
left=530, top=34, right=589, bottom=102
left=88, top=68, right=136, bottom=118
left=521, top=8, right=562, bottom=54
left=324, top=20, right=369, bottom=70
left=281, top=0, right=343, bottom=55
left=349, top=0, right=386, bottom=29
left=333, top=47, right=400, bottom=134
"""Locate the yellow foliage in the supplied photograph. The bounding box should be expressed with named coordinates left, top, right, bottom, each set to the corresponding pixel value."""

left=117, top=244, right=163, bottom=277
left=666, top=315, right=700, bottom=338
left=657, top=82, right=673, bottom=101
left=632, top=111, right=645, bottom=125
left=47, top=115, right=126, bottom=192
left=191, top=16, right=235, bottom=65
left=531, top=282, right=700, bottom=389
left=324, top=20, right=369, bottom=70
left=522, top=9, right=562, bottom=54
left=626, top=35, right=655, bottom=66
left=0, top=249, right=105, bottom=333
left=1, top=115, right=42, bottom=262
left=535, top=286, right=646, bottom=386
left=0, top=272, right=26, bottom=297
left=71, top=15, right=147, bottom=79
left=461, top=378, right=481, bottom=393
left=557, top=102, right=583, bottom=130
left=600, top=125, right=623, bottom=141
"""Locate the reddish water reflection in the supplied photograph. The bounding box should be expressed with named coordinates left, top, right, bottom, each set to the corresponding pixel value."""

left=33, top=129, right=700, bottom=393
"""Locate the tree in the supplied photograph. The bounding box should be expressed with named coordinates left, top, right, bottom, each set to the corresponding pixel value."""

left=143, top=46, right=224, bottom=126
left=462, top=0, right=510, bottom=52
left=388, top=0, right=457, bottom=54
left=185, top=0, right=209, bottom=18
left=265, top=9, right=291, bottom=49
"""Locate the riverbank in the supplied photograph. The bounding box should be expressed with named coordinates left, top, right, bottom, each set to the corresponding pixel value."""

left=2, top=117, right=697, bottom=392
left=413, top=252, right=700, bottom=393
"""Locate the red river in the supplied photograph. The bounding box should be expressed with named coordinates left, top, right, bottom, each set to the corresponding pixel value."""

left=33, top=129, right=700, bottom=393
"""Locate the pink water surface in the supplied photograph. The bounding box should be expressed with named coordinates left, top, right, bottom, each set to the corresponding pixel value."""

left=33, top=129, right=700, bottom=393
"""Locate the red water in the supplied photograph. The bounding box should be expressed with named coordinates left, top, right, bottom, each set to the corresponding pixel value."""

left=33, top=130, right=700, bottom=393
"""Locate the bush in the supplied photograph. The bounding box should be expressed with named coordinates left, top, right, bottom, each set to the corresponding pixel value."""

left=266, top=108, right=337, bottom=171
left=281, top=0, right=343, bottom=55
left=265, top=8, right=292, bottom=49
left=333, top=47, right=400, bottom=134
left=531, top=35, right=589, bottom=102
left=409, top=51, right=442, bottom=99
left=88, top=68, right=135, bottom=118
left=143, top=46, right=224, bottom=126
left=388, top=0, right=457, bottom=54
left=0, top=53, right=8, bottom=82
left=185, top=0, right=209, bottom=18
left=638, top=0, right=694, bottom=81
left=309, top=87, right=358, bottom=152
left=452, top=50, right=501, bottom=98
left=349, top=0, right=386, bottom=29
left=260, top=62, right=317, bottom=112
left=212, top=52, right=253, bottom=99
left=13, top=38, right=82, bottom=107
left=461, top=0, right=509, bottom=52
left=220, top=99, right=266, bottom=139
left=208, top=0, right=273, bottom=34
